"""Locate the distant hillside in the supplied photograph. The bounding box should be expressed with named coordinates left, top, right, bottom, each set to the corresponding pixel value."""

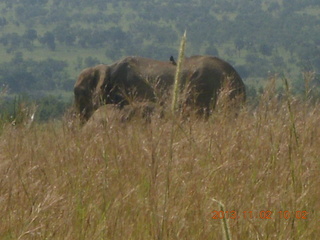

left=0, top=0, right=320, bottom=95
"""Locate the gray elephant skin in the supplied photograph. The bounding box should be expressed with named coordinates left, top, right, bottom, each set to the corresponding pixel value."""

left=74, top=55, right=246, bottom=121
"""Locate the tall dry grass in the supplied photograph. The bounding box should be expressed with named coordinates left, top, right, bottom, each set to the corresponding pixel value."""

left=0, top=77, right=319, bottom=239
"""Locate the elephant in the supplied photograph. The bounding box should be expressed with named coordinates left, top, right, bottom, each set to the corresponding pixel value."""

left=74, top=55, right=246, bottom=121
left=84, top=103, right=160, bottom=128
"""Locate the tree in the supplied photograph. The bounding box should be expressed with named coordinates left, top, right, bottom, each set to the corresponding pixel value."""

left=12, top=52, right=24, bottom=65
left=36, top=95, right=70, bottom=121
left=30, top=58, right=69, bottom=90
left=259, top=43, right=273, bottom=56
left=235, top=39, right=245, bottom=57
left=22, top=0, right=49, bottom=5
left=24, top=29, right=38, bottom=44
left=0, top=17, right=8, bottom=27
left=205, top=45, right=219, bottom=56
left=267, top=2, right=280, bottom=12
left=53, top=24, right=76, bottom=45
left=84, top=57, right=101, bottom=67
left=39, top=31, right=56, bottom=51
left=0, top=64, right=35, bottom=92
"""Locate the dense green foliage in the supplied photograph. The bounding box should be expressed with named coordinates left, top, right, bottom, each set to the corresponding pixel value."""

left=0, top=0, right=320, bottom=120
left=0, top=94, right=71, bottom=123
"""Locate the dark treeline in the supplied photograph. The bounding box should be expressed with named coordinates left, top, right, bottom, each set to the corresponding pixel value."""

left=0, top=53, right=73, bottom=92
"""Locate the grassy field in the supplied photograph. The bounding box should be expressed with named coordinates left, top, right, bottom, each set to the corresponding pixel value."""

left=0, top=81, right=319, bottom=239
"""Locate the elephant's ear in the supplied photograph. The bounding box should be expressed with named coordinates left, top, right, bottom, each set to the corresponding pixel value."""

left=97, top=65, right=110, bottom=90
left=93, top=65, right=110, bottom=104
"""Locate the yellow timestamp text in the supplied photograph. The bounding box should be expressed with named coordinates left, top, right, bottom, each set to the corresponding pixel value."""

left=212, top=210, right=308, bottom=220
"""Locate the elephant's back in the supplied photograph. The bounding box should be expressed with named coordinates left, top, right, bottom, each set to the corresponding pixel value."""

left=115, top=56, right=176, bottom=84
left=186, top=56, right=236, bottom=73
left=185, top=55, right=246, bottom=98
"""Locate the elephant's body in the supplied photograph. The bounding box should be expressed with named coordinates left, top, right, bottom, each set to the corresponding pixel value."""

left=74, top=55, right=246, bottom=121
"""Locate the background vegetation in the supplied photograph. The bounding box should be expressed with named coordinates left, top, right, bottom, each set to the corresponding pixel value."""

left=1, top=0, right=320, bottom=121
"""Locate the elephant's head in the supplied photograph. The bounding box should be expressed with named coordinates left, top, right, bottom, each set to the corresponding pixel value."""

left=74, top=64, right=128, bottom=122
left=74, top=65, right=110, bottom=121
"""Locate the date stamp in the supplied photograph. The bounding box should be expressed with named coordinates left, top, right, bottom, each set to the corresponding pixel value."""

left=212, top=210, right=308, bottom=220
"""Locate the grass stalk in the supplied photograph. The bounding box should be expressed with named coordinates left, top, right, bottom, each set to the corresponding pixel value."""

left=171, top=30, right=187, bottom=114
left=283, top=77, right=300, bottom=240
left=212, top=198, right=232, bottom=240
left=283, top=77, right=299, bottom=147
left=159, top=31, right=187, bottom=239
left=303, top=71, right=314, bottom=101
